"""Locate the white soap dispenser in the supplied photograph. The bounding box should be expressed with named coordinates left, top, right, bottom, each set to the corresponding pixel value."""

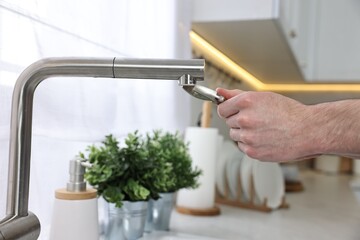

left=49, top=159, right=99, bottom=240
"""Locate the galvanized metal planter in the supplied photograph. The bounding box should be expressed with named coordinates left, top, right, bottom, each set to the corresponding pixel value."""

left=145, top=192, right=175, bottom=232
left=105, top=201, right=148, bottom=240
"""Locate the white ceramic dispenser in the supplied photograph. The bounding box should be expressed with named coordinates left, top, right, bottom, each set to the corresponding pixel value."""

left=49, top=159, right=99, bottom=240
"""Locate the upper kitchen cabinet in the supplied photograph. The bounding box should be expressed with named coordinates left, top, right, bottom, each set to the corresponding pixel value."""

left=192, top=0, right=360, bottom=83
left=277, top=0, right=317, bottom=81
left=192, top=0, right=277, bottom=22
left=278, top=0, right=360, bottom=82
left=312, top=0, right=360, bottom=82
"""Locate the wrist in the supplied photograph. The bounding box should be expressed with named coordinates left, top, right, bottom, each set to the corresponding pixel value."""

left=305, top=103, right=334, bottom=155
left=306, top=100, right=360, bottom=156
left=295, top=104, right=328, bottom=157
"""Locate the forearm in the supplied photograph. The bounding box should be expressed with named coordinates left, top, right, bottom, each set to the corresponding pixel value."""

left=217, top=88, right=360, bottom=162
left=306, top=100, right=360, bottom=157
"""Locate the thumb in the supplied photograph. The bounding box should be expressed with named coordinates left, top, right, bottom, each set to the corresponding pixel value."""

left=216, top=88, right=243, bottom=100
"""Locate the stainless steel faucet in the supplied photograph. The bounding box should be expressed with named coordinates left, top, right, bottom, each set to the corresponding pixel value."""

left=0, top=57, right=205, bottom=240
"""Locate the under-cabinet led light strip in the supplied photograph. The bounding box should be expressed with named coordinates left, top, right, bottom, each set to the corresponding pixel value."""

left=190, top=31, right=360, bottom=92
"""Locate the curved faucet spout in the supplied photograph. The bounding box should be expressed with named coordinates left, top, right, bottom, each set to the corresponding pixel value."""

left=0, top=57, right=204, bottom=239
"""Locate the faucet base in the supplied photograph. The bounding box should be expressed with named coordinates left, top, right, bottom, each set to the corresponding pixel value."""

left=0, top=212, right=40, bottom=240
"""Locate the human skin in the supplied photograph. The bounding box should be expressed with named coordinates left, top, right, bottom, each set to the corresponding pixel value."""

left=216, top=88, right=360, bottom=162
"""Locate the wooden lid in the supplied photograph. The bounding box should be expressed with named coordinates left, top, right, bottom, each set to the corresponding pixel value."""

left=55, top=188, right=97, bottom=200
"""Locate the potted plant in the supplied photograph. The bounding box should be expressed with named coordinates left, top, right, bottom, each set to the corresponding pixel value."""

left=79, top=131, right=164, bottom=240
left=144, top=130, right=202, bottom=232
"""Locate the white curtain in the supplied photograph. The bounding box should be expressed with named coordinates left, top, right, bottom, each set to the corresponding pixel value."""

left=0, top=0, right=193, bottom=238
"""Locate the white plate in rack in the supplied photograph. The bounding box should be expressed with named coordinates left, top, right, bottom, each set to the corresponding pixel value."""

left=216, top=141, right=237, bottom=196
left=240, top=155, right=255, bottom=201
left=225, top=150, right=244, bottom=199
left=252, top=161, right=285, bottom=209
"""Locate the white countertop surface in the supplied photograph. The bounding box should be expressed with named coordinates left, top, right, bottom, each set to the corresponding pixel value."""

left=144, top=171, right=360, bottom=240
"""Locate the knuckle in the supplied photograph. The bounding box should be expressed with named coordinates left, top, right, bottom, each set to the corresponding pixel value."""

left=229, top=129, right=237, bottom=140
left=240, top=91, right=255, bottom=106
left=241, top=145, right=254, bottom=157
left=241, top=133, right=255, bottom=145
left=237, top=115, right=251, bottom=128
left=245, top=148, right=260, bottom=160
left=237, top=141, right=247, bottom=152
left=238, top=140, right=255, bottom=157
left=237, top=130, right=256, bottom=145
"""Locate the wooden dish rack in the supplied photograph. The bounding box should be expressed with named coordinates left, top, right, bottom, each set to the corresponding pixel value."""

left=215, top=169, right=289, bottom=212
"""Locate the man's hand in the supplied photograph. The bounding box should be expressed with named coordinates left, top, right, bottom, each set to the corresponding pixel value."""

left=217, top=88, right=318, bottom=162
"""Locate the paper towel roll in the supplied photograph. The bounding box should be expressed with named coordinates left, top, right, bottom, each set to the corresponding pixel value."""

left=176, top=127, right=218, bottom=209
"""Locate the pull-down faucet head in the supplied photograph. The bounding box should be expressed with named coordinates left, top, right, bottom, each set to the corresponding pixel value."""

left=179, top=74, right=225, bottom=104
left=182, top=83, right=225, bottom=104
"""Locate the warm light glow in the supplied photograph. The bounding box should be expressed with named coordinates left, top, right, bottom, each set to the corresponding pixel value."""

left=190, top=31, right=360, bottom=92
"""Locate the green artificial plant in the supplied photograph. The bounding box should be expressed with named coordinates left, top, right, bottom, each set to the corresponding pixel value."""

left=144, top=130, right=202, bottom=193
left=80, top=131, right=160, bottom=208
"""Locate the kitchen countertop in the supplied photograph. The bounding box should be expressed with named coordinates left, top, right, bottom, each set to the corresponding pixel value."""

left=144, top=170, right=360, bottom=240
